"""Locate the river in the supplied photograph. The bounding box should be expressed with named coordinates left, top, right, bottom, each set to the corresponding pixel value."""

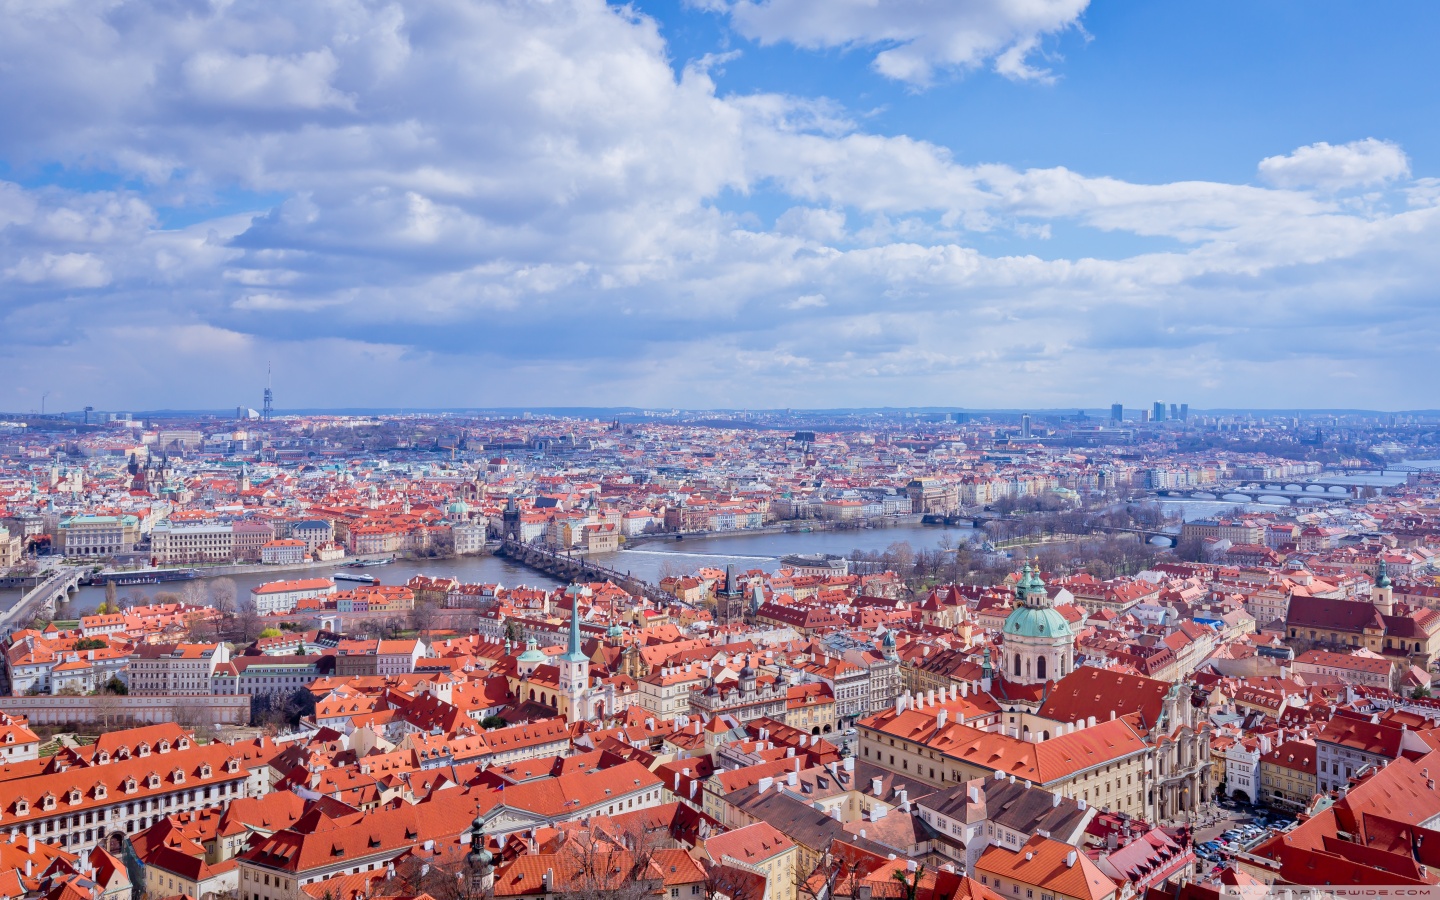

left=11, top=460, right=1438, bottom=619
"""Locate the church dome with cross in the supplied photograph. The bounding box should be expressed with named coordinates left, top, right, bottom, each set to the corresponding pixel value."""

left=1001, top=563, right=1074, bottom=686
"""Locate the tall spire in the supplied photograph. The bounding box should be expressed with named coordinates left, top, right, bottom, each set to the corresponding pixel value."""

left=564, top=601, right=586, bottom=662
left=1376, top=556, right=1392, bottom=589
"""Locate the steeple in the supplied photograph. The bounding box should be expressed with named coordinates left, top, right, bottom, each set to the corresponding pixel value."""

left=1015, top=562, right=1051, bottom=609
left=1376, top=556, right=1392, bottom=589
left=559, top=602, right=590, bottom=723
left=564, top=601, right=587, bottom=663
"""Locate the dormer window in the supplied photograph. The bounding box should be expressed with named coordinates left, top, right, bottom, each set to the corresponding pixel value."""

left=137, top=744, right=150, bottom=757
left=41, top=794, right=56, bottom=811
left=14, top=800, right=27, bottom=815
left=146, top=773, right=160, bottom=789
left=67, top=789, right=81, bottom=805
left=94, top=783, right=107, bottom=800
left=4, top=734, right=12, bottom=744
left=200, top=764, right=212, bottom=778
left=172, top=769, right=185, bottom=784
left=123, top=778, right=137, bottom=794
left=177, top=738, right=189, bottom=750
left=96, top=751, right=108, bottom=763
left=158, top=740, right=170, bottom=753
left=226, top=758, right=240, bottom=774
left=117, top=748, right=130, bottom=760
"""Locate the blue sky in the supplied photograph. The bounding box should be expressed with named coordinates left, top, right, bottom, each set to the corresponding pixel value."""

left=1, top=0, right=1437, bottom=412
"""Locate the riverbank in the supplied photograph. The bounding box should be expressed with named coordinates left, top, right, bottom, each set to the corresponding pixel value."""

left=96, top=552, right=439, bottom=581
left=622, top=515, right=925, bottom=548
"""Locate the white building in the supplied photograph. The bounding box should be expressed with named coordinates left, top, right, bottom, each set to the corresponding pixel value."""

left=128, top=643, right=234, bottom=695
left=452, top=521, right=488, bottom=555
left=259, top=539, right=308, bottom=565
left=249, top=578, right=336, bottom=615
left=1225, top=735, right=1266, bottom=804
left=151, top=523, right=235, bottom=563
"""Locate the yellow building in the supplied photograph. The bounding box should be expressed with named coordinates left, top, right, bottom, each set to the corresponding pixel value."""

left=1258, top=739, right=1318, bottom=809
left=784, top=683, right=837, bottom=736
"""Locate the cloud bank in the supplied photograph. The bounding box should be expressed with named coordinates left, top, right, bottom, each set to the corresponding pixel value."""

left=0, top=0, right=1435, bottom=412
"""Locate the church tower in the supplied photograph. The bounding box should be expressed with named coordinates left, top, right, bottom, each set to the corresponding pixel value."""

left=559, top=601, right=590, bottom=723
left=1373, top=556, right=1394, bottom=615
left=1000, top=563, right=1074, bottom=686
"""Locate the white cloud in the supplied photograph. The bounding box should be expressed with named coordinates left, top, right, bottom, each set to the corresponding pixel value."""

left=0, top=0, right=1435, bottom=411
left=5, top=252, right=111, bottom=287
left=716, top=0, right=1088, bottom=86
left=182, top=49, right=353, bottom=111
left=1258, top=139, right=1411, bottom=191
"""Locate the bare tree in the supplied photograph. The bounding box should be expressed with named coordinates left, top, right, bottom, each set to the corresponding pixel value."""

left=561, top=818, right=665, bottom=900
left=408, top=599, right=439, bottom=641
left=232, top=593, right=261, bottom=643
left=210, top=577, right=238, bottom=616
left=180, top=579, right=208, bottom=608
left=705, top=863, right=767, bottom=900
left=92, top=691, right=125, bottom=730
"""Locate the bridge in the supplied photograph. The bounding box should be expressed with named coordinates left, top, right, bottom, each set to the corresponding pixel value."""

left=496, top=540, right=674, bottom=606
left=930, top=513, right=1180, bottom=546
left=1324, top=464, right=1427, bottom=477
left=0, top=566, right=85, bottom=632
left=1151, top=483, right=1362, bottom=505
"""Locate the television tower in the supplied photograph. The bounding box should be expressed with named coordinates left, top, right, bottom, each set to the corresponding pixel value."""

left=262, top=362, right=274, bottom=422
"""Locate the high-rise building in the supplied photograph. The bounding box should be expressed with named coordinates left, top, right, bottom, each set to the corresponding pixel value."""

left=1170, top=403, right=1180, bottom=420
left=1110, top=403, right=1124, bottom=423
left=1152, top=401, right=1166, bottom=422
left=1180, top=403, right=1189, bottom=421
left=1020, top=414, right=1032, bottom=439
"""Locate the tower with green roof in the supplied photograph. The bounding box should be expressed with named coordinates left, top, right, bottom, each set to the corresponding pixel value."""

left=1000, top=562, right=1074, bottom=686
left=559, top=601, right=590, bottom=722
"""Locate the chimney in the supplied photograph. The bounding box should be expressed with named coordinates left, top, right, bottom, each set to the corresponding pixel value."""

left=844, top=757, right=855, bottom=772
left=1052, top=793, right=1061, bottom=808
left=543, top=868, right=554, bottom=890
left=872, top=776, right=883, bottom=795
left=899, top=789, right=910, bottom=812
left=1110, top=710, right=1116, bottom=720
left=960, top=681, right=969, bottom=698
left=869, top=804, right=888, bottom=821
left=936, top=709, right=949, bottom=728
left=27, top=835, right=34, bottom=854
left=787, top=771, right=798, bottom=787
left=968, top=786, right=981, bottom=805
left=1086, top=715, right=1096, bottom=728
left=758, top=776, right=774, bottom=794
left=1066, top=851, right=1077, bottom=868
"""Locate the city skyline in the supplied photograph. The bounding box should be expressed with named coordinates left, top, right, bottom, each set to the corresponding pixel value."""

left=4, top=1, right=1439, bottom=410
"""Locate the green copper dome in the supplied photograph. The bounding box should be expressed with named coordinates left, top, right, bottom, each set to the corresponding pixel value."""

left=517, top=638, right=548, bottom=664
left=1003, top=604, right=1073, bottom=639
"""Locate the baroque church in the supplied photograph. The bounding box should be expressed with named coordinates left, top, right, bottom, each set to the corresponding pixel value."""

left=989, top=564, right=1213, bottom=823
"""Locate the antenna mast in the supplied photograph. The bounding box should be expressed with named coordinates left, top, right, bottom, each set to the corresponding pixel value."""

left=262, top=362, right=274, bottom=422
